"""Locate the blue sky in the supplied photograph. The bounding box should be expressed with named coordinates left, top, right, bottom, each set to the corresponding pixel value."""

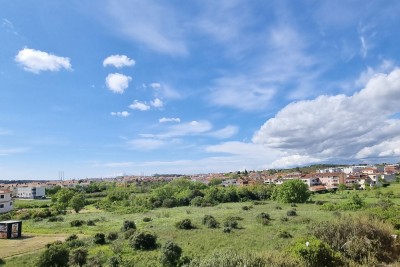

left=1, top=0, right=400, bottom=179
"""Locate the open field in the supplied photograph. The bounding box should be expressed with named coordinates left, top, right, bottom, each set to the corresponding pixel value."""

left=1, top=183, right=400, bottom=266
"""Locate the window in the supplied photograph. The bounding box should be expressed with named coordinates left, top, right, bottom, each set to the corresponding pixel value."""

left=0, top=195, right=4, bottom=199
left=0, top=204, right=4, bottom=208
left=10, top=202, right=13, bottom=206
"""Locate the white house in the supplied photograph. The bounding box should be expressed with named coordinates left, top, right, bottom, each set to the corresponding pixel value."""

left=16, top=186, right=45, bottom=199
left=0, top=190, right=13, bottom=214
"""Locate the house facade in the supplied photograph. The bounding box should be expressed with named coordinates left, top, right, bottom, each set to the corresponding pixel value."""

left=16, top=186, right=45, bottom=199
left=0, top=190, right=13, bottom=214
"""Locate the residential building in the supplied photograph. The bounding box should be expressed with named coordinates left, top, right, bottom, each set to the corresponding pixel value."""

left=0, top=190, right=13, bottom=214
left=317, top=172, right=346, bottom=188
left=16, top=186, right=45, bottom=199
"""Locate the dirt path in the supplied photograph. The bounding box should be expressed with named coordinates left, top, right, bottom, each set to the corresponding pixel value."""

left=0, top=233, right=67, bottom=258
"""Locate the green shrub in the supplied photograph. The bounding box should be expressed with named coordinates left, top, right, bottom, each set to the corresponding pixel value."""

left=310, top=215, right=400, bottom=264
left=288, top=236, right=343, bottom=267
left=202, top=215, right=219, bottom=228
left=223, top=217, right=239, bottom=229
left=65, top=234, right=78, bottom=242
left=124, top=229, right=136, bottom=239
left=287, top=210, right=297, bottom=216
left=188, top=250, right=269, bottom=267
left=70, top=220, right=85, bottom=227
left=223, top=227, right=232, bottom=233
left=281, top=216, right=289, bottom=222
left=121, top=220, right=136, bottom=231
left=37, top=242, right=70, bottom=267
left=66, top=239, right=85, bottom=248
left=108, top=255, right=121, bottom=267
left=48, top=216, right=64, bottom=222
left=69, top=248, right=88, bottom=267
left=107, top=232, right=118, bottom=241
left=278, top=230, right=293, bottom=239
left=162, top=198, right=176, bottom=208
left=256, top=212, right=271, bottom=222
left=93, top=233, right=106, bottom=245
left=0, top=258, right=5, bottom=265
left=175, top=219, right=196, bottom=230
left=143, top=217, right=152, bottom=222
left=159, top=241, right=182, bottom=267
left=129, top=232, right=158, bottom=250
left=86, top=220, right=96, bottom=226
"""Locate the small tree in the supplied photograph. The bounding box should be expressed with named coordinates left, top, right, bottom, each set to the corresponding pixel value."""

left=121, top=220, right=136, bottom=231
left=70, top=194, right=86, bottom=213
left=37, top=243, right=70, bottom=267
left=93, top=233, right=106, bottom=245
left=129, top=232, right=157, bottom=250
left=159, top=241, right=182, bottom=267
left=273, top=180, right=310, bottom=203
left=69, top=248, right=88, bottom=267
left=52, top=188, right=75, bottom=212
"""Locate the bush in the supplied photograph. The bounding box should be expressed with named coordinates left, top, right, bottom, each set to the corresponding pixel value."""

left=223, top=217, right=239, bottom=229
left=107, top=232, right=118, bottom=241
left=202, top=215, right=219, bottom=228
left=93, top=233, right=106, bottom=245
left=65, top=234, right=78, bottom=242
left=242, top=206, right=251, bottom=211
left=288, top=236, right=343, bottom=267
left=143, top=217, right=152, bottom=222
left=66, top=239, right=85, bottom=248
left=281, top=216, right=289, bottom=222
left=108, top=255, right=121, bottom=267
left=159, top=241, right=182, bottom=267
left=48, top=216, right=64, bottom=222
left=70, top=220, right=85, bottom=227
left=0, top=258, right=4, bottom=265
left=162, top=198, right=176, bottom=208
left=272, top=180, right=310, bottom=203
left=223, top=227, right=232, bottom=233
left=129, top=232, right=158, bottom=250
left=175, top=219, right=196, bottom=230
left=256, top=212, right=271, bottom=225
left=37, top=242, right=70, bottom=267
left=124, top=229, right=136, bottom=239
left=278, top=230, right=293, bottom=239
left=287, top=210, right=297, bottom=216
left=86, top=220, right=96, bottom=226
left=69, top=248, right=88, bottom=267
left=310, top=215, right=400, bottom=264
left=121, top=220, right=136, bottom=231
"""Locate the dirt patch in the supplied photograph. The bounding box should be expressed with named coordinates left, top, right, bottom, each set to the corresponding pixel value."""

left=0, top=233, right=67, bottom=258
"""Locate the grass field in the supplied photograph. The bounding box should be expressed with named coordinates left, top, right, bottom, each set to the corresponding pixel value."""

left=1, top=183, right=400, bottom=266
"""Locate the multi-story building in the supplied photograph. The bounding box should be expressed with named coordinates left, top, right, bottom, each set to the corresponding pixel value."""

left=0, top=190, right=13, bottom=214
left=16, top=186, right=45, bottom=199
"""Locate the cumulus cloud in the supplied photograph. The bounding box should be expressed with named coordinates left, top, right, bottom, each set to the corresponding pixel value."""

left=103, top=54, right=135, bottom=68
left=253, top=68, right=400, bottom=162
left=149, top=83, right=161, bottom=89
left=150, top=98, right=163, bottom=108
left=105, top=73, right=132, bottom=93
left=15, top=48, right=71, bottom=74
left=129, top=100, right=150, bottom=111
left=111, top=111, right=130, bottom=117
left=159, top=117, right=181, bottom=123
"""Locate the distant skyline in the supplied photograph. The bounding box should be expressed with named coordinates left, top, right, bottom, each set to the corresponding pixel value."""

left=1, top=1, right=400, bottom=180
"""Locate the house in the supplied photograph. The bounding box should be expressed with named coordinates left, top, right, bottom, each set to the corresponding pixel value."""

left=0, top=220, right=22, bottom=239
left=301, top=174, right=321, bottom=187
left=317, top=172, right=346, bottom=188
left=0, top=190, right=13, bottom=214
left=15, top=186, right=45, bottom=199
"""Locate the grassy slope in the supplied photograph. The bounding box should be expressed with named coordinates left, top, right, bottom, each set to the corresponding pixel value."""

left=2, top=183, right=400, bottom=266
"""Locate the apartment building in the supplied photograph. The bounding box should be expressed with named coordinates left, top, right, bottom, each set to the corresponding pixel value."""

left=0, top=190, right=13, bottom=214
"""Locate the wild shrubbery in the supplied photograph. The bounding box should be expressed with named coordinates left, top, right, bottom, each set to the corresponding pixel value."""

left=175, top=219, right=196, bottom=230
left=129, top=232, right=158, bottom=250
left=202, top=215, right=219, bottom=228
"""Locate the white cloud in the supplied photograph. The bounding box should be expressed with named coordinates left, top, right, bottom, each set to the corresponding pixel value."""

left=360, top=36, right=368, bottom=58
left=129, top=100, right=150, bottom=111
left=140, top=120, right=212, bottom=139
left=103, top=54, right=135, bottom=68
left=208, top=125, right=238, bottom=139
left=15, top=48, right=71, bottom=74
left=150, top=83, right=161, bottom=89
left=106, top=0, right=187, bottom=55
left=267, top=155, right=322, bottom=169
left=105, top=73, right=132, bottom=93
left=128, top=138, right=166, bottom=150
left=159, top=117, right=181, bottom=123
left=151, top=83, right=181, bottom=99
left=111, top=111, right=130, bottom=117
left=150, top=98, right=163, bottom=108
left=253, top=68, right=400, bottom=162
left=0, top=147, right=29, bottom=156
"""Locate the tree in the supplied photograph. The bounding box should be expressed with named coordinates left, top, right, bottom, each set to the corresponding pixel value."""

left=159, top=241, right=182, bottom=267
left=272, top=179, right=310, bottom=203
left=70, top=194, right=85, bottom=213
left=52, top=188, right=75, bottom=212
left=129, top=232, right=158, bottom=250
left=69, top=248, right=88, bottom=267
left=37, top=243, right=70, bottom=267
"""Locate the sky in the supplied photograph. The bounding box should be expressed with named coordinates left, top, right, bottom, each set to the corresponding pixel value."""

left=1, top=0, right=400, bottom=179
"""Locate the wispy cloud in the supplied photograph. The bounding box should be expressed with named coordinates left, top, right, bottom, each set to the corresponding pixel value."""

left=105, top=73, right=132, bottom=94
left=103, top=54, right=135, bottom=68
left=15, top=48, right=72, bottom=74
left=0, top=147, right=29, bottom=156
left=111, top=111, right=130, bottom=117
left=140, top=120, right=212, bottom=139
left=128, top=138, right=166, bottom=150
left=208, top=125, right=238, bottom=139
left=106, top=0, right=187, bottom=55
left=159, top=117, right=181, bottom=123
left=2, top=18, right=19, bottom=36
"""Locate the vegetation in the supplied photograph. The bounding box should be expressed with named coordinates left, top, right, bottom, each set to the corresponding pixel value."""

left=3, top=179, right=400, bottom=267
left=272, top=179, right=310, bottom=203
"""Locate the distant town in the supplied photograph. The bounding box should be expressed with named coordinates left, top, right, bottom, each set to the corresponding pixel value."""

left=1, top=163, right=399, bottom=214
